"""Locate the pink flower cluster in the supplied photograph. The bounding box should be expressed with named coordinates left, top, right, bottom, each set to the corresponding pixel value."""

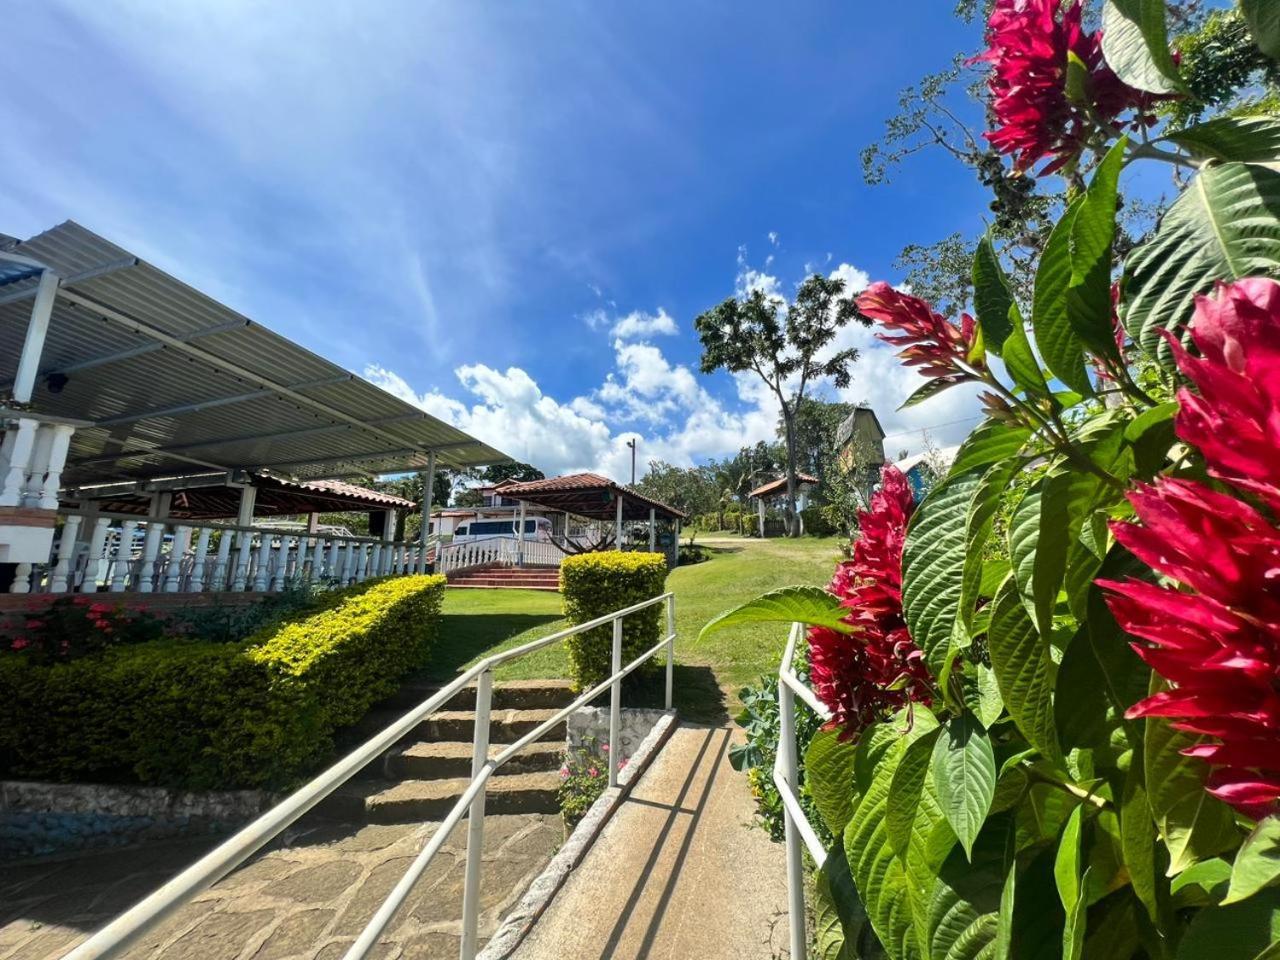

left=809, top=466, right=934, bottom=739
left=1100, top=279, right=1280, bottom=818
left=856, top=282, right=983, bottom=386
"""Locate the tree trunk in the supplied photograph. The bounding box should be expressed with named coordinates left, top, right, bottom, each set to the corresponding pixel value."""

left=780, top=406, right=802, bottom=537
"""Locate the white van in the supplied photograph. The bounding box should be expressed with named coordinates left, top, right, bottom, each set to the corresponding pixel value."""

left=451, top=517, right=552, bottom=542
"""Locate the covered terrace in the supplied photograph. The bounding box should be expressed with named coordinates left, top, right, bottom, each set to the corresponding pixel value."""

left=0, top=220, right=510, bottom=597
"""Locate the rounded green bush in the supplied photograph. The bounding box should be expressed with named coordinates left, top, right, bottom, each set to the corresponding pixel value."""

left=559, top=552, right=669, bottom=691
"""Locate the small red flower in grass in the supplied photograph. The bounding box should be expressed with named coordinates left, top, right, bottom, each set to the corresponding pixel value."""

left=810, top=466, right=934, bottom=739
left=973, top=0, right=1162, bottom=173
left=856, top=282, right=983, bottom=383
left=1100, top=478, right=1280, bottom=818
left=1165, top=278, right=1280, bottom=512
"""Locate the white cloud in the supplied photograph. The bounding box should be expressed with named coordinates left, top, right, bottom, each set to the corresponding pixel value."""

left=609, top=308, right=678, bottom=339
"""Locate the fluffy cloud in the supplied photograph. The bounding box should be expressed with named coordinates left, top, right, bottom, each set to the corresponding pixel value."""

left=365, top=259, right=983, bottom=480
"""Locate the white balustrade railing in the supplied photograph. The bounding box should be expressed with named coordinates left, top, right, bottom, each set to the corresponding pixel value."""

left=434, top=534, right=569, bottom=576
left=0, top=411, right=76, bottom=512
left=11, top=509, right=433, bottom=595
left=62, top=591, right=679, bottom=960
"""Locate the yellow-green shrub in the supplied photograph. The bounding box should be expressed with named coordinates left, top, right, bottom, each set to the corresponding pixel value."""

left=0, top=575, right=445, bottom=790
left=560, top=552, right=668, bottom=690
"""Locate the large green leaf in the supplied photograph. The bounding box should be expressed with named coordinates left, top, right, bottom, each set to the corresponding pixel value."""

left=988, top=581, right=1061, bottom=765
left=932, top=712, right=997, bottom=861
left=948, top=421, right=1032, bottom=477
left=815, top=844, right=886, bottom=960
left=959, top=458, right=1025, bottom=636
left=1242, top=0, right=1280, bottom=61
left=1145, top=698, right=1241, bottom=876
left=972, top=232, right=1014, bottom=353
left=1067, top=139, right=1127, bottom=360
left=903, top=467, right=987, bottom=675
left=1164, top=116, right=1280, bottom=163
left=925, top=816, right=1013, bottom=960
left=808, top=726, right=861, bottom=839
left=1033, top=197, right=1093, bottom=395
left=1101, top=0, right=1183, bottom=94
left=845, top=731, right=923, bottom=960
left=1000, top=308, right=1051, bottom=399
left=1123, top=162, right=1280, bottom=367
left=1008, top=470, right=1071, bottom=638
left=1225, top=816, right=1280, bottom=906
left=699, top=585, right=854, bottom=641
left=1176, top=886, right=1280, bottom=959
left=1054, top=628, right=1115, bottom=750
left=888, top=727, right=941, bottom=862
left=1011, top=847, right=1069, bottom=960
left=1119, top=742, right=1165, bottom=925
left=1055, top=805, right=1087, bottom=960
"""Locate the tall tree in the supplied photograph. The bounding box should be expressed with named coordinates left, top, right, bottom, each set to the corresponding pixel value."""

left=779, top=397, right=853, bottom=490
left=695, top=274, right=866, bottom=536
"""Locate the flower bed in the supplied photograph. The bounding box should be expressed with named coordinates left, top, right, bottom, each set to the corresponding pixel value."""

left=0, top=575, right=446, bottom=790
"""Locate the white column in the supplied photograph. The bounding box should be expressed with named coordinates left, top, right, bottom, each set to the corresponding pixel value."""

left=615, top=494, right=623, bottom=551
left=111, top=519, right=137, bottom=592
left=80, top=516, right=111, bottom=592
left=9, top=563, right=32, bottom=594
left=272, top=534, right=291, bottom=591
left=233, top=530, right=253, bottom=591
left=253, top=533, right=271, bottom=591
left=327, top=538, right=341, bottom=580
left=164, top=525, right=190, bottom=592
left=49, top=514, right=82, bottom=593
left=138, top=521, right=165, bottom=593
left=37, top=424, right=75, bottom=510
left=310, top=535, right=326, bottom=579
left=419, top=452, right=437, bottom=573
left=20, top=425, right=54, bottom=507
left=649, top=507, right=656, bottom=552
left=369, top=542, right=383, bottom=579
left=0, top=418, right=37, bottom=507
left=190, top=527, right=212, bottom=591
left=212, top=528, right=233, bottom=591
left=235, top=484, right=257, bottom=527
left=354, top=543, right=369, bottom=582
left=757, top=497, right=766, bottom=538
left=12, top=269, right=59, bottom=405
left=517, top=500, right=527, bottom=566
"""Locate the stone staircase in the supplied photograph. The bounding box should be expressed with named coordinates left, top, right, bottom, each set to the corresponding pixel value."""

left=318, top=679, right=575, bottom=824
left=446, top=564, right=561, bottom=591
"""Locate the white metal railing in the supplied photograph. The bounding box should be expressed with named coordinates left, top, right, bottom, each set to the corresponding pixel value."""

left=775, top=621, right=835, bottom=960
left=13, top=509, right=432, bottom=595
left=62, top=591, right=679, bottom=960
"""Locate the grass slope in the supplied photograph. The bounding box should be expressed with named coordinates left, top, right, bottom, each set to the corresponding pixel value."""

left=421, top=536, right=843, bottom=721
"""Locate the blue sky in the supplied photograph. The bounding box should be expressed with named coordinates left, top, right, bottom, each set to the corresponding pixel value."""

left=6, top=2, right=1011, bottom=477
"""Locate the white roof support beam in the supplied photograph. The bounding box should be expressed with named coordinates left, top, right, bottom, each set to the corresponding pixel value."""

left=12, top=269, right=60, bottom=404
left=0, top=256, right=137, bottom=307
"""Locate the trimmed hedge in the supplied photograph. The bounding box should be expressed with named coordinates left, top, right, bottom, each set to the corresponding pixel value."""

left=0, top=575, right=445, bottom=790
left=560, top=552, right=668, bottom=691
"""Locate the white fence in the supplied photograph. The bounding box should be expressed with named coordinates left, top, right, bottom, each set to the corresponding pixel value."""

left=62, top=592, right=678, bottom=960
left=12, top=510, right=431, bottom=595
left=434, top=534, right=565, bottom=576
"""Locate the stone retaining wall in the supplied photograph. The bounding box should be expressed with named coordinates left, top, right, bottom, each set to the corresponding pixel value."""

left=1, top=780, right=276, bottom=861
left=566, top=706, right=668, bottom=761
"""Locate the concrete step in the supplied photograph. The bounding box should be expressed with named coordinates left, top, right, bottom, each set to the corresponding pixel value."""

left=387, top=740, right=563, bottom=779
left=320, top=771, right=563, bottom=823
left=447, top=578, right=561, bottom=586
left=354, top=707, right=568, bottom=746
left=446, top=583, right=560, bottom=592
left=383, top=678, right=576, bottom=712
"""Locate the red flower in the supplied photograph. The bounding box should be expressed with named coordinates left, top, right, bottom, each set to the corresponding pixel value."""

left=11, top=638, right=30, bottom=651
left=1100, top=477, right=1280, bottom=818
left=973, top=0, right=1161, bottom=173
left=810, top=466, right=934, bottom=739
left=1165, top=278, right=1280, bottom=512
left=856, top=282, right=983, bottom=383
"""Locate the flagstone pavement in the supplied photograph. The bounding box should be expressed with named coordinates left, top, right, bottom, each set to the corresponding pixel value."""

left=0, top=813, right=560, bottom=960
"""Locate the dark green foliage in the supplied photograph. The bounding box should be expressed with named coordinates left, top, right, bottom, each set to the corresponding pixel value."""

left=0, top=575, right=446, bottom=790
left=559, top=552, right=668, bottom=690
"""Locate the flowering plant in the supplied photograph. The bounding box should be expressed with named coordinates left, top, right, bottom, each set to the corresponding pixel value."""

left=10, top=595, right=166, bottom=663
left=557, top=737, right=621, bottom=830
left=704, top=3, right=1280, bottom=956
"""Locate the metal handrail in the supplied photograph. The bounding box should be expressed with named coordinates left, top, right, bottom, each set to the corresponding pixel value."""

left=62, top=590, right=678, bottom=960
left=774, top=620, right=835, bottom=960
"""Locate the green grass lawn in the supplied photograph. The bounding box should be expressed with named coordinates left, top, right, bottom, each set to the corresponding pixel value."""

left=420, top=536, right=844, bottom=722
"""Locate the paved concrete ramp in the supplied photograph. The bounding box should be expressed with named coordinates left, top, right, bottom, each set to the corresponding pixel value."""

left=512, top=724, right=790, bottom=960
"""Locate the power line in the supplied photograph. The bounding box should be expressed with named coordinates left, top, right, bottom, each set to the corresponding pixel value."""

left=880, top=415, right=984, bottom=441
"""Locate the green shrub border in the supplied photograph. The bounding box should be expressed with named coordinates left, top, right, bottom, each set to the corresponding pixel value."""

left=0, top=575, right=446, bottom=790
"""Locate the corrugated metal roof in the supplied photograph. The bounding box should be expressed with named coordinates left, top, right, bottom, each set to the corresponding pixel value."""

left=0, top=221, right=512, bottom=484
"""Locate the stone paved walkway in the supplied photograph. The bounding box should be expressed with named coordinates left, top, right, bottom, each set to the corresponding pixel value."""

left=512, top=724, right=790, bottom=960
left=1, top=814, right=560, bottom=960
